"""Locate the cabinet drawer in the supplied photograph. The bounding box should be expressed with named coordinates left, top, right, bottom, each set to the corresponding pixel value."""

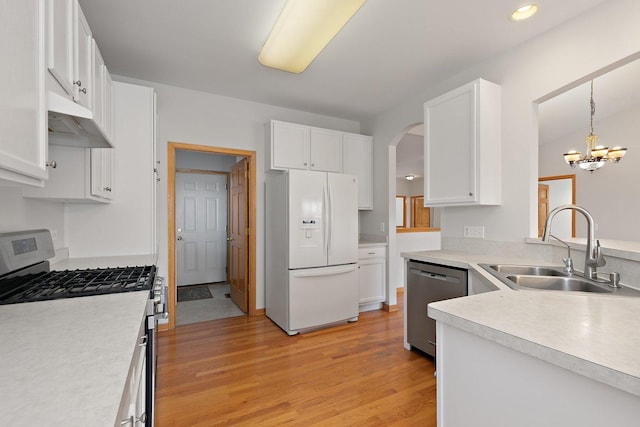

left=358, top=246, right=386, bottom=259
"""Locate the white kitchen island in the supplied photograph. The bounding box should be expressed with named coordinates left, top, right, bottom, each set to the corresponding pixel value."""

left=403, top=250, right=640, bottom=427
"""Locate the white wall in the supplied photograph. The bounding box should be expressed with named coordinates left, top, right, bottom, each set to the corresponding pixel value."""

left=175, top=150, right=237, bottom=171
left=360, top=0, right=640, bottom=302
left=116, top=76, right=360, bottom=310
left=0, top=187, right=65, bottom=249
left=540, top=104, right=640, bottom=241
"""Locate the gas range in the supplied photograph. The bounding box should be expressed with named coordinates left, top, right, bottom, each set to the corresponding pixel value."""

left=0, top=229, right=166, bottom=427
left=0, top=229, right=156, bottom=305
left=0, top=264, right=156, bottom=305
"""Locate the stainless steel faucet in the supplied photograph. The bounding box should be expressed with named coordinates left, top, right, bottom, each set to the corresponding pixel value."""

left=541, top=204, right=605, bottom=279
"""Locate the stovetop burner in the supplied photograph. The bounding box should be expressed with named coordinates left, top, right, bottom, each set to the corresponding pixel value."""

left=0, top=265, right=156, bottom=305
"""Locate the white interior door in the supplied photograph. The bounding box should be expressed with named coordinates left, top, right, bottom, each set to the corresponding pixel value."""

left=176, top=172, right=227, bottom=286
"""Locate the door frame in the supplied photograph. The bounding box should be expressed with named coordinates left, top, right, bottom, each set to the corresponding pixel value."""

left=167, top=142, right=258, bottom=330
left=539, top=174, right=576, bottom=237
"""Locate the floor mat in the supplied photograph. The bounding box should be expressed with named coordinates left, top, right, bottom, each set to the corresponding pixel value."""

left=177, top=285, right=213, bottom=302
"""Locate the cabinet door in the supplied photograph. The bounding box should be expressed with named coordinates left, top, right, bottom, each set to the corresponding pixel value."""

left=0, top=0, right=48, bottom=186
left=47, top=0, right=74, bottom=95
left=423, top=79, right=501, bottom=206
left=343, top=133, right=373, bottom=209
left=358, top=259, right=385, bottom=304
left=271, top=121, right=310, bottom=170
left=424, top=83, right=476, bottom=204
left=74, top=2, right=92, bottom=108
left=310, top=127, right=342, bottom=172
left=103, top=67, right=113, bottom=141
left=90, top=148, right=113, bottom=200
left=91, top=39, right=104, bottom=132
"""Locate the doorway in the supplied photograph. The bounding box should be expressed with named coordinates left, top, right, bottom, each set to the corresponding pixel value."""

left=167, top=142, right=257, bottom=329
left=538, top=174, right=576, bottom=238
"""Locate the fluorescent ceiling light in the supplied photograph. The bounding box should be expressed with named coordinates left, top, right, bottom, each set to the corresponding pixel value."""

left=510, top=3, right=538, bottom=21
left=258, top=0, right=367, bottom=73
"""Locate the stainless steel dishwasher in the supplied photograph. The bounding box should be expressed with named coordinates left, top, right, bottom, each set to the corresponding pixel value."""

left=407, top=260, right=467, bottom=357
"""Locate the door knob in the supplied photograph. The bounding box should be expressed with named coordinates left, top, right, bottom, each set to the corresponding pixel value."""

left=177, top=236, right=183, bottom=241
left=226, top=237, right=233, bottom=241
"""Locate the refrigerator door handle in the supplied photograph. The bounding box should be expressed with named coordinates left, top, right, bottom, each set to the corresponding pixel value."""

left=291, top=264, right=357, bottom=278
left=324, top=182, right=330, bottom=256
left=326, top=178, right=332, bottom=256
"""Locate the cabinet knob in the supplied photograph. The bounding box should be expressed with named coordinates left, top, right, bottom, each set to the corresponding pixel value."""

left=103, top=187, right=112, bottom=192
left=46, top=161, right=57, bottom=169
left=304, top=162, right=307, bottom=166
left=469, top=192, right=473, bottom=196
left=78, top=88, right=87, bottom=94
left=311, top=163, right=315, bottom=167
left=73, top=80, right=82, bottom=87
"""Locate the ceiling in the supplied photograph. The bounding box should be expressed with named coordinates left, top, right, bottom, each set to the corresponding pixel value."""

left=78, top=0, right=611, bottom=123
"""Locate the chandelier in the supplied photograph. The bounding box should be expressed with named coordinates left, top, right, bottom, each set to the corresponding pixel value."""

left=563, top=80, right=627, bottom=172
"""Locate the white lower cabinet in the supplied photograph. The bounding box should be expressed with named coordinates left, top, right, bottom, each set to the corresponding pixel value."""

left=117, top=313, right=147, bottom=426
left=22, top=145, right=113, bottom=203
left=358, top=246, right=386, bottom=312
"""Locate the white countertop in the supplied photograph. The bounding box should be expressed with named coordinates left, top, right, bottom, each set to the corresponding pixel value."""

left=402, top=249, right=640, bottom=397
left=0, top=292, right=149, bottom=426
left=51, top=253, right=157, bottom=270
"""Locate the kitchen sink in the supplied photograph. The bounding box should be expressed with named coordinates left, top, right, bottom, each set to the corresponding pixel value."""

left=486, top=264, right=567, bottom=277
left=478, top=263, right=640, bottom=297
left=505, top=275, right=611, bottom=293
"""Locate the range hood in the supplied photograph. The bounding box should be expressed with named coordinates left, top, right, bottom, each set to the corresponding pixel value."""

left=47, top=91, right=113, bottom=148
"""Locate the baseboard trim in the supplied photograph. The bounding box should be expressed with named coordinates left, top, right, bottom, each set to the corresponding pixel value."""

left=382, top=287, right=403, bottom=312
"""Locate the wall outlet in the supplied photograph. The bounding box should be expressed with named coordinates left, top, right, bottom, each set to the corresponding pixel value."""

left=380, top=222, right=385, bottom=233
left=464, top=225, right=484, bottom=238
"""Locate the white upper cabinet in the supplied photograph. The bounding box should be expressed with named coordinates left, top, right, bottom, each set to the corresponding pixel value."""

left=46, top=0, right=92, bottom=103
left=0, top=0, right=48, bottom=186
left=91, top=39, right=104, bottom=132
left=73, top=1, right=92, bottom=109
left=46, top=0, right=74, bottom=96
left=102, top=67, right=113, bottom=141
left=343, top=133, right=373, bottom=210
left=22, top=145, right=113, bottom=203
left=90, top=148, right=114, bottom=200
left=423, top=78, right=501, bottom=206
left=269, top=120, right=343, bottom=172
left=269, top=120, right=310, bottom=170
left=46, top=0, right=113, bottom=148
left=309, top=127, right=342, bottom=172
left=268, top=120, right=374, bottom=209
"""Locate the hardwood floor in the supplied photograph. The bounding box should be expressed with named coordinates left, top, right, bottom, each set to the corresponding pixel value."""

left=156, top=298, right=437, bottom=426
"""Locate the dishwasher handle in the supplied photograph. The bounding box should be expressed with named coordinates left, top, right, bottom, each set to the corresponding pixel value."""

left=409, top=268, right=461, bottom=283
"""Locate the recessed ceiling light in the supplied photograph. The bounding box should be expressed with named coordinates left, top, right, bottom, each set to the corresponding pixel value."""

left=510, top=3, right=538, bottom=21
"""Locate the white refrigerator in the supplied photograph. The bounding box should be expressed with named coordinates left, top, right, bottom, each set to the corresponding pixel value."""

left=266, top=169, right=359, bottom=335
